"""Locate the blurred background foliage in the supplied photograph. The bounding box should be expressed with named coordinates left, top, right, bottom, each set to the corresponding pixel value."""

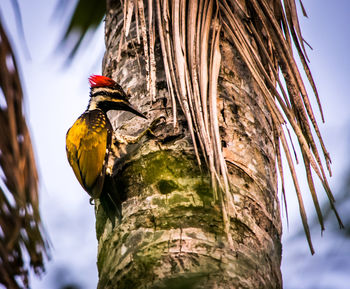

left=0, top=11, right=49, bottom=289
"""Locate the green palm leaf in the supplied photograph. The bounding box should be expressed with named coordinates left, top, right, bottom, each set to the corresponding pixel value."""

left=58, top=0, right=106, bottom=60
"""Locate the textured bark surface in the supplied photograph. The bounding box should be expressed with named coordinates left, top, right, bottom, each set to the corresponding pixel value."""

left=96, top=1, right=282, bottom=288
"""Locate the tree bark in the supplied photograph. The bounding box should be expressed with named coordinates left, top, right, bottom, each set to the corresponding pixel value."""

left=96, top=1, right=282, bottom=288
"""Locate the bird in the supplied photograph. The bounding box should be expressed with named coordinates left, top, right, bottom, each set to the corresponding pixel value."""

left=66, top=75, right=147, bottom=222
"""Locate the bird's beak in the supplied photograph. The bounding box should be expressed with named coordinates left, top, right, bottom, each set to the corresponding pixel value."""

left=119, top=100, right=147, bottom=119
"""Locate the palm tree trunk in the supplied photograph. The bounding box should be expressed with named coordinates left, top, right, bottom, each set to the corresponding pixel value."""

left=96, top=1, right=282, bottom=288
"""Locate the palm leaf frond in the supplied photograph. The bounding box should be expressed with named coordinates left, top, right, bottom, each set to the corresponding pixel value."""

left=222, top=0, right=343, bottom=251
left=0, top=18, right=49, bottom=289
left=57, top=0, right=106, bottom=60
left=115, top=0, right=342, bottom=253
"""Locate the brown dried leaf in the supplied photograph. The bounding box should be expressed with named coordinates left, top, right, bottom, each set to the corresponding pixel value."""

left=0, top=19, right=49, bottom=289
left=117, top=0, right=342, bottom=254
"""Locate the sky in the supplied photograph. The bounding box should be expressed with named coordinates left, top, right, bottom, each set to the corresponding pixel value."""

left=1, top=1, right=350, bottom=289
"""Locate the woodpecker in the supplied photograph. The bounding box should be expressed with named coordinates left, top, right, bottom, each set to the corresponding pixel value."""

left=66, top=75, right=147, bottom=207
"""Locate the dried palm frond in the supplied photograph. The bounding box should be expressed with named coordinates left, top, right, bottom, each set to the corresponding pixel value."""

left=220, top=0, right=343, bottom=252
left=0, top=18, right=49, bottom=289
left=114, top=0, right=343, bottom=254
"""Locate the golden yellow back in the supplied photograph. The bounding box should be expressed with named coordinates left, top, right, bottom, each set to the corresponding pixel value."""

left=66, top=109, right=110, bottom=198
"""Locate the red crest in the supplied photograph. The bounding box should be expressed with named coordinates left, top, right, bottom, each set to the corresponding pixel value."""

left=89, top=75, right=116, bottom=88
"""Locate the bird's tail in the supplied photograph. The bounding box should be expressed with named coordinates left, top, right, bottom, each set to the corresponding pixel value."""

left=99, top=175, right=122, bottom=227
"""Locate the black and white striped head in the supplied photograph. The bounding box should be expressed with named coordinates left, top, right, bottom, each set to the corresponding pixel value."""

left=88, top=75, right=147, bottom=119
